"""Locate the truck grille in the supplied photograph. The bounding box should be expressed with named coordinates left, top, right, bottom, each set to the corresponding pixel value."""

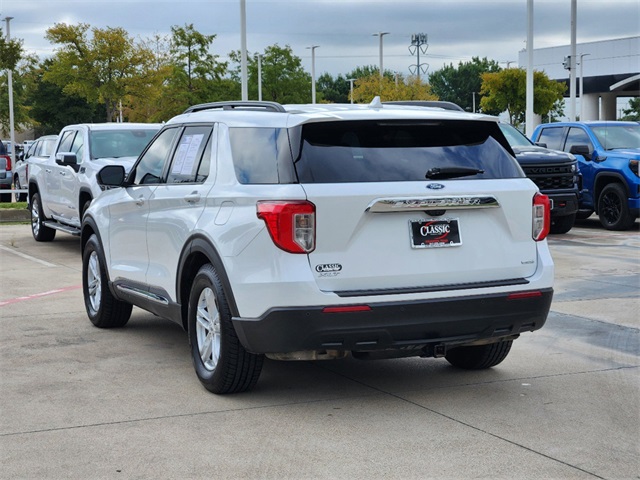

left=522, top=165, right=575, bottom=191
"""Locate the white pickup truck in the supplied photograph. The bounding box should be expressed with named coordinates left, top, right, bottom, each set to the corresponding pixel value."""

left=28, top=123, right=160, bottom=241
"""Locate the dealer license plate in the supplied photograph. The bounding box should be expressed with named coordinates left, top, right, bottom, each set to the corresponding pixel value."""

left=410, top=218, right=461, bottom=248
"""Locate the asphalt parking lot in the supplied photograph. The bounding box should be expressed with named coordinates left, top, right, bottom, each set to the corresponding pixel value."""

left=1, top=218, right=638, bottom=479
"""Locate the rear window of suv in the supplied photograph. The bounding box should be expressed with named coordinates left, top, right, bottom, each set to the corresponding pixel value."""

left=294, top=120, right=522, bottom=183
left=229, top=120, right=522, bottom=184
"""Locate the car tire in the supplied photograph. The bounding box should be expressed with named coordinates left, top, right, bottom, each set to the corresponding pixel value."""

left=83, top=234, right=132, bottom=328
left=550, top=212, right=576, bottom=234
left=598, top=183, right=636, bottom=231
left=188, top=264, right=264, bottom=394
left=14, top=177, right=27, bottom=202
left=444, top=340, right=513, bottom=369
left=0, top=191, right=10, bottom=203
left=30, top=192, right=56, bottom=242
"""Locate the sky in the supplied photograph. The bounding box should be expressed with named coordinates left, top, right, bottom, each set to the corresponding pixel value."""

left=1, top=0, right=638, bottom=79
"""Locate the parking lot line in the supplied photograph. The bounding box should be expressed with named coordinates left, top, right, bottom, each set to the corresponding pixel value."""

left=0, top=285, right=82, bottom=307
left=0, top=245, right=57, bottom=267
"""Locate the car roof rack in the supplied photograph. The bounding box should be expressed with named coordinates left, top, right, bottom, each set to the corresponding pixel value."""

left=183, top=101, right=286, bottom=114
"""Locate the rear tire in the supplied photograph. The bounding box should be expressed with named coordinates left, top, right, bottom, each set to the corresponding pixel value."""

left=550, top=212, right=576, bottom=234
left=188, top=264, right=264, bottom=394
left=30, top=193, right=56, bottom=242
left=598, top=183, right=636, bottom=231
left=14, top=177, right=27, bottom=202
left=82, top=234, right=132, bottom=328
left=0, top=192, right=10, bottom=203
left=445, top=340, right=513, bottom=369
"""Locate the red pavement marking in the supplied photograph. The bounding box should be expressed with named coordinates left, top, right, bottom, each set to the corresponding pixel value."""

left=0, top=285, right=82, bottom=307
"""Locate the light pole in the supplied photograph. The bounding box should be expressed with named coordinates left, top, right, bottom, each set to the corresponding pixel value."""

left=4, top=16, right=15, bottom=169
left=579, top=53, right=590, bottom=120
left=307, top=45, right=319, bottom=104
left=347, top=78, right=355, bottom=104
left=257, top=54, right=262, bottom=101
left=372, top=32, right=389, bottom=78
left=240, top=0, right=248, bottom=101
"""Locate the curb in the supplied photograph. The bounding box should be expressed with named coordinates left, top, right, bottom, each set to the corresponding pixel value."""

left=0, top=208, right=30, bottom=223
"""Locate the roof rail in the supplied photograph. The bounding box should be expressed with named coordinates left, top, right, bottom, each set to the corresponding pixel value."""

left=183, top=101, right=286, bottom=114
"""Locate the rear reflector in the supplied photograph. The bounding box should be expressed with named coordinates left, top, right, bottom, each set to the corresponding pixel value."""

left=322, top=305, right=372, bottom=313
left=508, top=291, right=543, bottom=300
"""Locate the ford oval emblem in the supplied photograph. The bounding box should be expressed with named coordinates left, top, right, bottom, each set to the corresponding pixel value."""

left=426, top=183, right=445, bottom=190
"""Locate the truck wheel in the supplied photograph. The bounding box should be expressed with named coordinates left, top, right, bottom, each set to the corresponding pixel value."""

left=598, top=183, right=636, bottom=231
left=188, top=264, right=264, bottom=394
left=82, top=234, right=132, bottom=328
left=30, top=193, right=56, bottom=242
left=550, top=212, right=576, bottom=234
left=14, top=177, right=27, bottom=202
left=0, top=191, right=10, bottom=202
left=445, top=340, right=513, bottom=369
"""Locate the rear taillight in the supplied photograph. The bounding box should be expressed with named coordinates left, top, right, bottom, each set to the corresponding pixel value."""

left=1, top=155, right=10, bottom=171
left=532, top=193, right=550, bottom=241
left=257, top=200, right=316, bottom=253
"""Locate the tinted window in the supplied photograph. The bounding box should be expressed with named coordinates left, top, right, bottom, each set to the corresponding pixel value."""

left=590, top=124, right=640, bottom=150
left=166, top=126, right=212, bottom=184
left=132, top=128, right=179, bottom=185
left=565, top=127, right=593, bottom=154
left=57, top=130, right=76, bottom=153
left=90, top=128, right=159, bottom=159
left=294, top=120, right=523, bottom=183
left=537, top=127, right=565, bottom=150
left=229, top=128, right=291, bottom=184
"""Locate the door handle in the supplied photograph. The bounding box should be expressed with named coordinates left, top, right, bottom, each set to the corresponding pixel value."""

left=59, top=171, right=66, bottom=176
left=184, top=192, right=201, bottom=204
left=135, top=196, right=145, bottom=206
left=45, top=169, right=52, bottom=174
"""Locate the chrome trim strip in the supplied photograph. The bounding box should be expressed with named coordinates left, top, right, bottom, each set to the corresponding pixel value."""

left=116, top=284, right=169, bottom=305
left=366, top=195, right=500, bottom=212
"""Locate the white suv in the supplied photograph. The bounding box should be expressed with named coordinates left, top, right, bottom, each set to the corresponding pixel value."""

left=81, top=100, right=554, bottom=394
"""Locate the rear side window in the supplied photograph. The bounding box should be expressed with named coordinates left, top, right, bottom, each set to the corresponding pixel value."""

left=294, top=120, right=523, bottom=183
left=537, top=127, right=565, bottom=151
left=229, top=128, right=293, bottom=184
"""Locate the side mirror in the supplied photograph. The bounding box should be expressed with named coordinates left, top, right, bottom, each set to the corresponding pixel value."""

left=55, top=152, right=80, bottom=172
left=534, top=142, right=548, bottom=148
left=569, top=144, right=591, bottom=160
left=97, top=165, right=126, bottom=187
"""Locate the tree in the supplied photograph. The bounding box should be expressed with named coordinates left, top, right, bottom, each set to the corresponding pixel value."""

left=230, top=44, right=310, bottom=103
left=28, top=59, right=103, bottom=135
left=429, top=57, right=502, bottom=113
left=167, top=24, right=228, bottom=109
left=621, top=97, right=640, bottom=121
left=480, top=68, right=567, bottom=126
left=351, top=74, right=436, bottom=103
left=44, top=23, right=156, bottom=122
left=317, top=73, right=350, bottom=103
left=1, top=53, right=38, bottom=136
left=0, top=27, right=22, bottom=71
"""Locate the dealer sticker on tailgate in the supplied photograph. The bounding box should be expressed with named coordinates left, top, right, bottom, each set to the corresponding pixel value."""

left=410, top=218, right=462, bottom=248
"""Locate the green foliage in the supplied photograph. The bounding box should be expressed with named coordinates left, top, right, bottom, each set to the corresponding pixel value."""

left=621, top=97, right=640, bottom=121
left=480, top=68, right=567, bottom=126
left=0, top=54, right=39, bottom=136
left=317, top=73, right=350, bottom=103
left=44, top=23, right=157, bottom=122
left=29, top=60, right=103, bottom=135
left=428, top=57, right=502, bottom=113
left=230, top=44, right=311, bottom=103
left=0, top=27, right=23, bottom=70
left=352, top=74, right=437, bottom=103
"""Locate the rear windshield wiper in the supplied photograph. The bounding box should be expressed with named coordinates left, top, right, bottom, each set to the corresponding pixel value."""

left=425, top=167, right=485, bottom=179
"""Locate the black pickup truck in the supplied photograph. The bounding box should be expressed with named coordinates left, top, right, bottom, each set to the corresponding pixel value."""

left=499, top=123, right=580, bottom=234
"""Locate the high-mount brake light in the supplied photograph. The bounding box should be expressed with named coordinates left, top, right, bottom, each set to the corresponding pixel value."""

left=532, top=193, right=550, bottom=241
left=257, top=201, right=316, bottom=253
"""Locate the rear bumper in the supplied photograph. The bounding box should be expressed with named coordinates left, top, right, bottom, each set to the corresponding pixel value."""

left=232, top=288, right=553, bottom=354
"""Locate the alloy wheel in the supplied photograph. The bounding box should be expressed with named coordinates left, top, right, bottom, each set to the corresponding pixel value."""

left=195, top=287, right=221, bottom=371
left=87, top=251, right=102, bottom=313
